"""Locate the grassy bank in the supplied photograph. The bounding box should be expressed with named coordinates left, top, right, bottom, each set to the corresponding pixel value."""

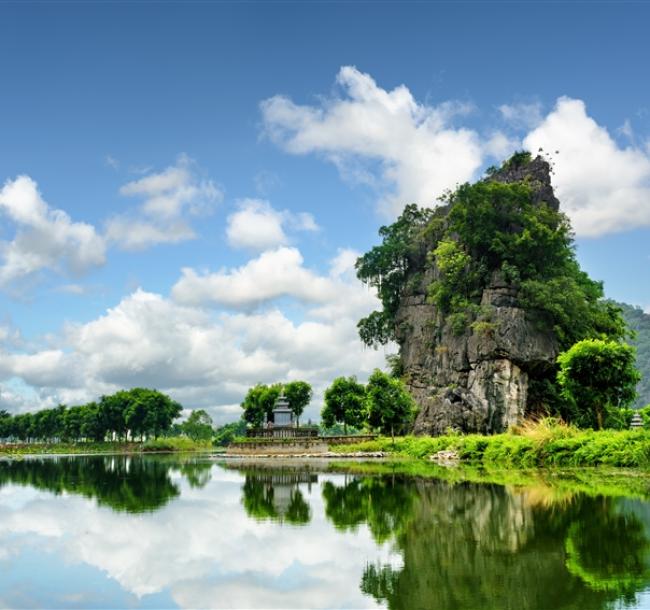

left=331, top=421, right=650, bottom=469
left=0, top=437, right=212, bottom=457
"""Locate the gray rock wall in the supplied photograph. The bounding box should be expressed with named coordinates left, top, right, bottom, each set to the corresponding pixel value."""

left=398, top=157, right=560, bottom=435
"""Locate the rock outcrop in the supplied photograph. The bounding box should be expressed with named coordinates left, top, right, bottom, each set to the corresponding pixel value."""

left=398, top=157, right=561, bottom=435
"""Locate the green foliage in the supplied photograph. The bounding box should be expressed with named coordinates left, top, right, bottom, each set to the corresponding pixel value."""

left=557, top=339, right=640, bottom=429
left=331, top=424, right=650, bottom=469
left=283, top=380, right=313, bottom=425
left=213, top=420, right=247, bottom=446
left=356, top=152, right=628, bottom=408
left=356, top=204, right=436, bottom=347
left=240, top=381, right=311, bottom=427
left=142, top=436, right=211, bottom=452
left=0, top=389, right=182, bottom=444
left=366, top=369, right=417, bottom=438
left=617, top=301, right=650, bottom=407
left=240, top=383, right=282, bottom=427
left=322, top=376, right=367, bottom=433
left=179, top=409, right=214, bottom=441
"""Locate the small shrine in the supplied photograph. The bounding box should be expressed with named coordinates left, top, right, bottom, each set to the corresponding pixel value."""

left=272, top=394, right=294, bottom=428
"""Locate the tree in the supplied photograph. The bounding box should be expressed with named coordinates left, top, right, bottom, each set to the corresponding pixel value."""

left=240, top=383, right=282, bottom=427
left=366, top=369, right=416, bottom=439
left=356, top=204, right=436, bottom=347
left=182, top=409, right=214, bottom=441
left=322, top=376, right=367, bottom=434
left=0, top=409, right=10, bottom=439
left=557, top=339, right=640, bottom=429
left=284, top=381, right=312, bottom=426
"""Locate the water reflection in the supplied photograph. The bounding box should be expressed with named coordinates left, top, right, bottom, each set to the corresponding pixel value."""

left=341, top=478, right=650, bottom=610
left=239, top=466, right=316, bottom=524
left=1, top=456, right=650, bottom=609
left=0, top=455, right=212, bottom=512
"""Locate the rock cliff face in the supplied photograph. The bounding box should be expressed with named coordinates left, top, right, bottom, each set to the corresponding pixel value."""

left=398, top=157, right=561, bottom=435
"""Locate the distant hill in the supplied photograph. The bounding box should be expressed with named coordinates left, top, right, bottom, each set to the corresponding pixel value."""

left=618, top=302, right=650, bottom=407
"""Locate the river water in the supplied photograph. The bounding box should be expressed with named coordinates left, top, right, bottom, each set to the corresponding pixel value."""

left=0, top=454, right=649, bottom=609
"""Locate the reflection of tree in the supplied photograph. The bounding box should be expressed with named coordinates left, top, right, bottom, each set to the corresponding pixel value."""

left=345, top=476, right=650, bottom=610
left=565, top=498, right=650, bottom=602
left=0, top=455, right=208, bottom=513
left=240, top=468, right=314, bottom=525
left=323, top=476, right=416, bottom=544
left=175, top=460, right=213, bottom=489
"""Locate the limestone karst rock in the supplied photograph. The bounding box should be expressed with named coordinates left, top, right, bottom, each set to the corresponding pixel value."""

left=396, top=157, right=561, bottom=435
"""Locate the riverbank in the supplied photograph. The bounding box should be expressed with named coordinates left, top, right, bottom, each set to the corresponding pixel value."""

left=0, top=437, right=212, bottom=457
left=331, top=423, right=650, bottom=469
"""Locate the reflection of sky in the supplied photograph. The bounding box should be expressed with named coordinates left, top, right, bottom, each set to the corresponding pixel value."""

left=0, top=464, right=399, bottom=609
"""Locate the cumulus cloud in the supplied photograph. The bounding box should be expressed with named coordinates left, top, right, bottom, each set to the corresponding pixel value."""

left=106, top=155, right=223, bottom=250
left=524, top=97, right=650, bottom=236
left=0, top=176, right=106, bottom=287
left=263, top=67, right=650, bottom=238
left=226, top=199, right=318, bottom=251
left=0, top=245, right=385, bottom=422
left=171, top=246, right=371, bottom=313
left=261, top=65, right=488, bottom=217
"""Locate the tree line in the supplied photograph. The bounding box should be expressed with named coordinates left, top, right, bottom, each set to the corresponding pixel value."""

left=0, top=388, right=182, bottom=443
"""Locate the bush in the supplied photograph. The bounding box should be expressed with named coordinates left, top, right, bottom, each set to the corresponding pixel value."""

left=142, top=437, right=210, bottom=452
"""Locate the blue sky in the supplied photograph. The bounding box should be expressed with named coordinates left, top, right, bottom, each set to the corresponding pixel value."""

left=1, top=1, right=649, bottom=421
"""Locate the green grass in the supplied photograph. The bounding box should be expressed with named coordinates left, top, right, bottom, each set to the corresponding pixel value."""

left=0, top=437, right=212, bottom=457
left=330, top=422, right=650, bottom=469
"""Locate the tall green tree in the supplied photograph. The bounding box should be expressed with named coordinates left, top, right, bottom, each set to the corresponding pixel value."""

left=241, top=383, right=282, bottom=427
left=322, top=376, right=367, bottom=434
left=557, top=339, right=640, bottom=429
left=182, top=409, right=214, bottom=441
left=366, top=369, right=416, bottom=439
left=284, top=381, right=312, bottom=426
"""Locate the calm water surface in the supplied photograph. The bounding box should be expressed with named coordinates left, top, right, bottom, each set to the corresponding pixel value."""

left=0, top=455, right=649, bottom=609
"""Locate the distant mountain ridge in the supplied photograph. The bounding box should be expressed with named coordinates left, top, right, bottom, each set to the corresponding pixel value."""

left=618, top=302, right=650, bottom=407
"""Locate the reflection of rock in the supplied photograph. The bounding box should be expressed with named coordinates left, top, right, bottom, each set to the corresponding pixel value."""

left=355, top=477, right=650, bottom=610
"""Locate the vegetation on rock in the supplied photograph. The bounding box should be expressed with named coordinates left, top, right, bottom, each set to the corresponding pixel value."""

left=355, top=151, right=633, bottom=430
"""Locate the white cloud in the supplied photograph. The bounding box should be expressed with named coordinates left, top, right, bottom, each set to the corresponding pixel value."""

left=0, top=244, right=385, bottom=423
left=0, top=176, right=106, bottom=287
left=261, top=65, right=488, bottom=217
left=499, top=102, right=543, bottom=129
left=524, top=97, right=650, bottom=236
left=172, top=246, right=362, bottom=311
left=226, top=199, right=288, bottom=250
left=226, top=199, right=318, bottom=251
left=106, top=155, right=223, bottom=250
